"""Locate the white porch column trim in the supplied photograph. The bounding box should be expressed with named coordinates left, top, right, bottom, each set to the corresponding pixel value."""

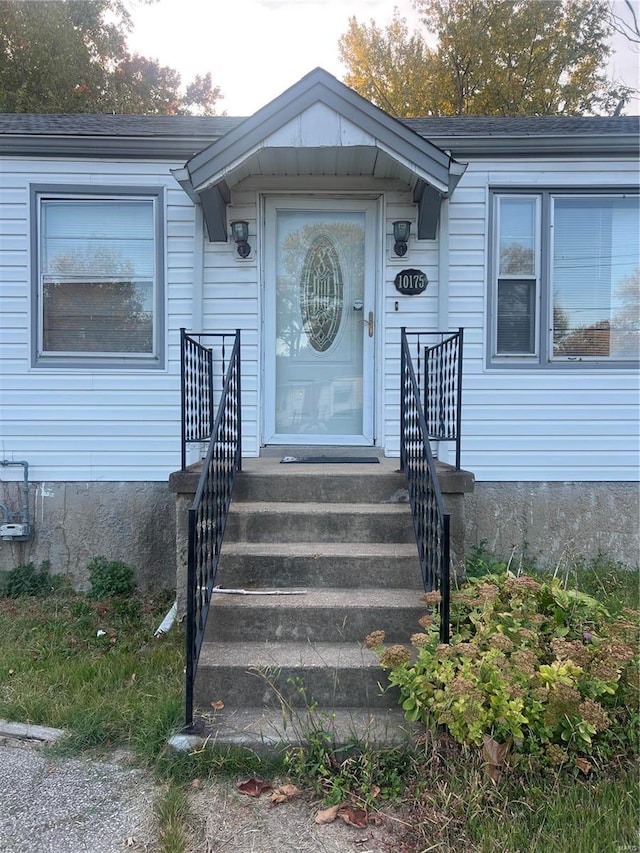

left=437, top=198, right=450, bottom=332
left=437, top=198, right=454, bottom=467
left=192, top=204, right=205, bottom=332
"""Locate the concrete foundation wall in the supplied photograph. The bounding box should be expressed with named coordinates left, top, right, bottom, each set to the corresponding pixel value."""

left=466, top=482, right=640, bottom=568
left=2, top=478, right=636, bottom=594
left=0, top=481, right=176, bottom=592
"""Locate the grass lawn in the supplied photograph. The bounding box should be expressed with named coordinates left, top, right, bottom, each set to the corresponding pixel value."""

left=0, top=554, right=638, bottom=853
left=0, top=590, right=184, bottom=762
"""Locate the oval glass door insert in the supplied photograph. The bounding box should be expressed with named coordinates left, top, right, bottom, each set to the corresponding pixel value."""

left=300, top=234, right=343, bottom=352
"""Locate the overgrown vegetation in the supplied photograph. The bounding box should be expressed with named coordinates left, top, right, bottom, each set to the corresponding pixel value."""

left=0, top=550, right=638, bottom=853
left=366, top=550, right=639, bottom=776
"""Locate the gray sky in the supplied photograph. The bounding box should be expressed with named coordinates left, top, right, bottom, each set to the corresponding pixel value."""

left=127, top=0, right=640, bottom=114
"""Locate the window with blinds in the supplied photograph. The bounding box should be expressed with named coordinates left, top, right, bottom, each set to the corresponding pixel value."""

left=35, top=191, right=163, bottom=367
left=552, top=196, right=639, bottom=361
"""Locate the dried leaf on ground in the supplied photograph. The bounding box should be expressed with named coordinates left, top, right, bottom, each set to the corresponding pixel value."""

left=236, top=778, right=272, bottom=797
left=575, top=757, right=592, bottom=775
left=338, top=805, right=369, bottom=828
left=190, top=778, right=203, bottom=790
left=315, top=804, right=341, bottom=824
left=210, top=700, right=225, bottom=710
left=482, top=735, right=512, bottom=782
left=270, top=784, right=300, bottom=804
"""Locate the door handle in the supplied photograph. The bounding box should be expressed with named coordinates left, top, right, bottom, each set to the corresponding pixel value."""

left=367, top=310, right=374, bottom=337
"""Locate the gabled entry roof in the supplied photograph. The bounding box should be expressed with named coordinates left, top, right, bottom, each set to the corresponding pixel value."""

left=173, top=68, right=466, bottom=241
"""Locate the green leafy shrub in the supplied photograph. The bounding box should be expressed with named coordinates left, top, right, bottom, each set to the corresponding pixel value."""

left=366, top=571, right=639, bottom=772
left=0, top=560, right=65, bottom=597
left=87, top=556, right=136, bottom=599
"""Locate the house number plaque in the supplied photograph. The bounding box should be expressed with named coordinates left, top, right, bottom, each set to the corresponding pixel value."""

left=394, top=269, right=428, bottom=295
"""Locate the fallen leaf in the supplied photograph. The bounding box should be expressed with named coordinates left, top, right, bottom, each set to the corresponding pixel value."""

left=576, top=757, right=592, bottom=775
left=190, top=778, right=203, bottom=790
left=210, top=700, right=225, bottom=710
left=129, top=673, right=136, bottom=685
left=370, top=785, right=381, bottom=800
left=315, top=804, right=341, bottom=824
left=270, top=784, right=300, bottom=804
left=236, top=778, right=272, bottom=797
left=482, top=735, right=512, bottom=782
left=338, top=805, right=369, bottom=828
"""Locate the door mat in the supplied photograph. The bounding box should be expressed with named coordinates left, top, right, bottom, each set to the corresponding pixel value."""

left=281, top=456, right=380, bottom=464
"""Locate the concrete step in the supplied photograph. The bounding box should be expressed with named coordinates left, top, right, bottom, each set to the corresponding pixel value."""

left=194, top=641, right=400, bottom=709
left=224, top=502, right=415, bottom=544
left=233, top=457, right=407, bottom=504
left=216, top=542, right=421, bottom=589
left=204, top=587, right=424, bottom=644
left=189, top=706, right=419, bottom=752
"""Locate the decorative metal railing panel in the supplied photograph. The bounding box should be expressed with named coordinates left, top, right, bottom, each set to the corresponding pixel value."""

left=181, top=330, right=241, bottom=471
left=401, top=328, right=451, bottom=644
left=183, top=331, right=241, bottom=728
left=424, top=329, right=464, bottom=470
left=401, top=329, right=464, bottom=470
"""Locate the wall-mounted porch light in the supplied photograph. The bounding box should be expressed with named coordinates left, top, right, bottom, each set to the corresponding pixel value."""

left=230, top=221, right=251, bottom=258
left=392, top=220, right=411, bottom=257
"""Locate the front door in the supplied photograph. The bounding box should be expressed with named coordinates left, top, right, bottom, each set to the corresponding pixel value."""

left=264, top=199, right=377, bottom=444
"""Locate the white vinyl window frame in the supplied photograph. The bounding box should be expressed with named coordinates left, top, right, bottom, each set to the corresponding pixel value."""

left=31, top=185, right=165, bottom=369
left=488, top=189, right=639, bottom=369
left=491, top=194, right=541, bottom=360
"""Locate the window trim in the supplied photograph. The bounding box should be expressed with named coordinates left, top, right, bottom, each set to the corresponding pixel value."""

left=492, top=193, right=541, bottom=359
left=488, top=187, right=639, bottom=370
left=31, top=184, right=165, bottom=369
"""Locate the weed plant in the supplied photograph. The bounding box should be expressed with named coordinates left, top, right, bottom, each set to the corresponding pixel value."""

left=87, top=556, right=136, bottom=599
left=0, top=560, right=66, bottom=597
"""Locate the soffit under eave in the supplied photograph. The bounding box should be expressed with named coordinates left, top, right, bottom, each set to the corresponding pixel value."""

left=190, top=143, right=451, bottom=197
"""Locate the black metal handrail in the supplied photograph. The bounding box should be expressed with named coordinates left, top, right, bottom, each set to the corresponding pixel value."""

left=400, top=328, right=450, bottom=644
left=184, top=331, right=241, bottom=728
left=181, top=329, right=240, bottom=471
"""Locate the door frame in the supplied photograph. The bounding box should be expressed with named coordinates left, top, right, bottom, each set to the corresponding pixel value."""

left=261, top=195, right=381, bottom=446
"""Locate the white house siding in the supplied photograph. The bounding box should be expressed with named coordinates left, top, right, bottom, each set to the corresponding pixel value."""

left=445, top=157, right=639, bottom=483
left=383, top=191, right=440, bottom=456
left=201, top=188, right=260, bottom=456
left=2, top=154, right=637, bottom=486
left=0, top=156, right=193, bottom=483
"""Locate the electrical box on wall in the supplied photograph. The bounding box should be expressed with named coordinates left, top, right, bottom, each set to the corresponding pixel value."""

left=1, top=522, right=30, bottom=540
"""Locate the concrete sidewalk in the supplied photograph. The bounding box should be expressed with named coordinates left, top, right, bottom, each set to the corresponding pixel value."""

left=0, top=727, right=158, bottom=853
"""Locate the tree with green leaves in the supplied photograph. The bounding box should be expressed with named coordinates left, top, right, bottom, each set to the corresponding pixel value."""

left=338, top=0, right=630, bottom=117
left=0, top=0, right=222, bottom=114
